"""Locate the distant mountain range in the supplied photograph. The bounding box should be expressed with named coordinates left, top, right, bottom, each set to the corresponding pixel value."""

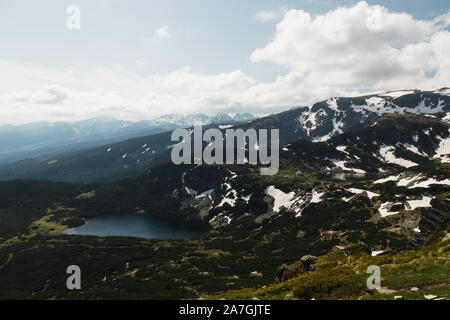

left=150, top=112, right=254, bottom=126
left=0, top=88, right=447, bottom=183
left=0, top=112, right=255, bottom=165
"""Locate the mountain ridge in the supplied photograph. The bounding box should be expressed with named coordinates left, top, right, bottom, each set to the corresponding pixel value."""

left=0, top=112, right=256, bottom=166
left=0, top=88, right=448, bottom=183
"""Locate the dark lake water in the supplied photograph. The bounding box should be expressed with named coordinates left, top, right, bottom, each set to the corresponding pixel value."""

left=63, top=213, right=205, bottom=239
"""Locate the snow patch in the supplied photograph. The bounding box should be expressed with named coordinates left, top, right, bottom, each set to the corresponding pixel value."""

left=366, top=97, right=384, bottom=105
left=379, top=202, right=400, bottom=217
left=397, top=174, right=422, bottom=187
left=327, top=158, right=366, bottom=174
left=398, top=143, right=426, bottom=157
left=310, top=190, right=325, bottom=204
left=442, top=112, right=450, bottom=123
left=382, top=90, right=415, bottom=98
left=185, top=186, right=198, bottom=196
left=433, top=134, right=450, bottom=163
left=410, top=178, right=450, bottom=188
left=374, top=175, right=400, bottom=184
left=196, top=189, right=214, bottom=198
left=346, top=188, right=379, bottom=199
left=407, top=196, right=432, bottom=210
left=241, top=193, right=252, bottom=203
left=379, top=145, right=417, bottom=168
left=265, top=186, right=295, bottom=212
left=217, top=189, right=238, bottom=208
left=371, top=251, right=384, bottom=256
left=336, top=146, right=348, bottom=154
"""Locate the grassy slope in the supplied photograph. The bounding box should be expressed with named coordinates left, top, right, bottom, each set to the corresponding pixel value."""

left=0, top=160, right=448, bottom=299
left=208, top=229, right=450, bottom=300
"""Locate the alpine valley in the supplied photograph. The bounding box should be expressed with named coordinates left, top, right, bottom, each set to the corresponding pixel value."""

left=0, top=88, right=449, bottom=300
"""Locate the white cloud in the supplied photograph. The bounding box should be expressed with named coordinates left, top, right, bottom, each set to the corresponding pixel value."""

left=31, top=85, right=71, bottom=104
left=0, top=2, right=449, bottom=125
left=250, top=1, right=450, bottom=91
left=154, top=26, right=172, bottom=40
left=0, top=63, right=265, bottom=124
left=255, top=7, right=288, bottom=23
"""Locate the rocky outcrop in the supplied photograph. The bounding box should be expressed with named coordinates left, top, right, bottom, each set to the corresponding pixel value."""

left=419, top=198, right=450, bottom=234
left=300, top=255, right=319, bottom=271
left=275, top=255, right=318, bottom=283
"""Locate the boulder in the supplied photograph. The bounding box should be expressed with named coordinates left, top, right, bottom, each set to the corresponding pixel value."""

left=250, top=271, right=263, bottom=277
left=275, top=255, right=319, bottom=283
left=443, top=233, right=450, bottom=242
left=275, top=262, right=305, bottom=283
left=300, top=255, right=319, bottom=271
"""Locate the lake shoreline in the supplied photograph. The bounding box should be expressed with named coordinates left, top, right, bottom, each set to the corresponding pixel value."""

left=63, top=212, right=208, bottom=240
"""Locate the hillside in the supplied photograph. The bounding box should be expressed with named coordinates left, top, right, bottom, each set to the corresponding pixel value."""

left=0, top=114, right=449, bottom=299
left=209, top=229, right=450, bottom=300
left=0, top=112, right=255, bottom=166
left=0, top=158, right=448, bottom=298
left=0, top=89, right=448, bottom=183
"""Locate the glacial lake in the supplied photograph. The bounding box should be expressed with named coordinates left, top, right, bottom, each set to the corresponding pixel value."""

left=63, top=213, right=205, bottom=239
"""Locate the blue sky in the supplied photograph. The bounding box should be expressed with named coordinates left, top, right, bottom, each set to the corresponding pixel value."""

left=0, top=0, right=449, bottom=123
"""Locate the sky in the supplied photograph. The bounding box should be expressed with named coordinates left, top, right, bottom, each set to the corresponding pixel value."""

left=0, top=0, right=449, bottom=124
